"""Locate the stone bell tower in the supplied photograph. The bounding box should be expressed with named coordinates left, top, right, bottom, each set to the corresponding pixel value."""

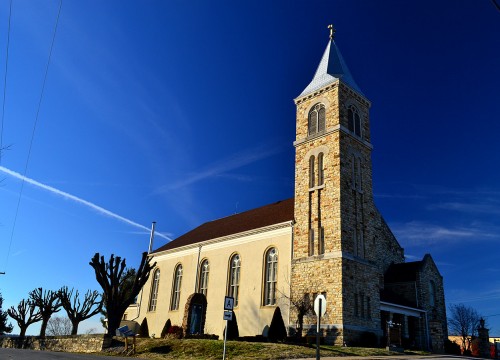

left=290, top=25, right=382, bottom=344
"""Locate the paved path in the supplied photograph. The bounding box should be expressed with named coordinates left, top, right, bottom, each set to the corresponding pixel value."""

left=300, top=356, right=483, bottom=360
left=0, top=348, right=131, bottom=359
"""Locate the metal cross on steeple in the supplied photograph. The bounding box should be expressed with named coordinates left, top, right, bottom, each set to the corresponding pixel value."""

left=328, top=24, right=336, bottom=40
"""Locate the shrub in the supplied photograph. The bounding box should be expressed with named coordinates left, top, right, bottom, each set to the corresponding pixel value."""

left=161, top=319, right=172, bottom=338
left=444, top=339, right=461, bottom=355
left=139, top=318, right=149, bottom=338
left=166, top=325, right=183, bottom=339
left=268, top=307, right=287, bottom=342
left=357, top=331, right=378, bottom=348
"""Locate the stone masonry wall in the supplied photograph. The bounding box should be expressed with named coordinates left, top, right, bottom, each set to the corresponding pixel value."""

left=0, top=334, right=112, bottom=353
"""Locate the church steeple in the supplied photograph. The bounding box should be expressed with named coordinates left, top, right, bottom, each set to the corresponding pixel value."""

left=298, top=25, right=362, bottom=99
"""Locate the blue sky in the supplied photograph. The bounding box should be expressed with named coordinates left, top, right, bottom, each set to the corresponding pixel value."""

left=0, top=0, right=499, bottom=335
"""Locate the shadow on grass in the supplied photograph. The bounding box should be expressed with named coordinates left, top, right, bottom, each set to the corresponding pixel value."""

left=149, top=345, right=173, bottom=354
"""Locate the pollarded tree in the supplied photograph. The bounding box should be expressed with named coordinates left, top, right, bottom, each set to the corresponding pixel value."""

left=57, top=286, right=103, bottom=335
left=89, top=252, right=155, bottom=336
left=0, top=291, right=13, bottom=335
left=29, top=288, right=61, bottom=337
left=7, top=299, right=42, bottom=337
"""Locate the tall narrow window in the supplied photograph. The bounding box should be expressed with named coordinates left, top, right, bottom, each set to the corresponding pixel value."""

left=264, top=248, right=278, bottom=306
left=148, top=269, right=160, bottom=312
left=318, top=191, right=324, bottom=255
left=308, top=103, right=326, bottom=135
left=348, top=105, right=361, bottom=137
left=429, top=281, right=436, bottom=307
left=317, top=153, right=324, bottom=186
left=308, top=192, right=314, bottom=256
left=354, top=293, right=359, bottom=317
left=228, top=254, right=241, bottom=306
left=309, top=155, right=315, bottom=188
left=170, top=264, right=182, bottom=310
left=198, top=259, right=209, bottom=297
left=366, top=296, right=371, bottom=319
left=356, top=157, right=362, bottom=191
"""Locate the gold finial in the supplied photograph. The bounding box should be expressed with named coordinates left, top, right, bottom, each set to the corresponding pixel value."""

left=328, top=24, right=336, bottom=40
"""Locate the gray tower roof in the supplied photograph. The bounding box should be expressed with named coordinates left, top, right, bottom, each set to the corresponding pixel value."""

left=298, top=39, right=363, bottom=99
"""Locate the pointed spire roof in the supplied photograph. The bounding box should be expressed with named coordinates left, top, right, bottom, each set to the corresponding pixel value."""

left=298, top=26, right=363, bottom=99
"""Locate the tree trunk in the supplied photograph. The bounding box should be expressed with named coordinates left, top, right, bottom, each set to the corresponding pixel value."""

left=107, top=309, right=122, bottom=336
left=39, top=318, right=49, bottom=337
left=71, top=320, right=79, bottom=336
left=19, top=326, right=27, bottom=337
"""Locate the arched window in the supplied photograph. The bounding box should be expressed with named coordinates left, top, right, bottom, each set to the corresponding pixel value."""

left=348, top=105, right=361, bottom=137
left=317, top=152, right=324, bottom=186
left=309, top=155, right=315, bottom=188
left=170, top=264, right=182, bottom=310
left=228, top=254, right=241, bottom=306
left=264, top=248, right=278, bottom=306
left=429, top=281, right=436, bottom=307
left=148, top=269, right=160, bottom=312
left=198, top=259, right=209, bottom=297
left=308, top=103, right=326, bottom=136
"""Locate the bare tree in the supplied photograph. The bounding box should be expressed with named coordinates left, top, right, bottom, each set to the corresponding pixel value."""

left=448, top=303, right=481, bottom=352
left=7, top=299, right=42, bottom=337
left=47, top=316, right=72, bottom=336
left=29, top=288, right=61, bottom=337
left=89, top=252, right=155, bottom=336
left=57, top=287, right=103, bottom=335
left=289, top=293, right=314, bottom=338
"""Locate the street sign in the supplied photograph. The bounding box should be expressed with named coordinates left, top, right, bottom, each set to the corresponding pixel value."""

left=224, top=296, right=234, bottom=310
left=223, top=310, right=233, bottom=321
left=314, top=294, right=327, bottom=317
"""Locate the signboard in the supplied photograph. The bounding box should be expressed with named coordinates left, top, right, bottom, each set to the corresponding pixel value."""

left=223, top=310, right=233, bottom=321
left=224, top=296, right=234, bottom=311
left=314, top=294, right=327, bottom=317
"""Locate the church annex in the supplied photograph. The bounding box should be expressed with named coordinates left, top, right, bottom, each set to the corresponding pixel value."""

left=125, top=28, right=447, bottom=351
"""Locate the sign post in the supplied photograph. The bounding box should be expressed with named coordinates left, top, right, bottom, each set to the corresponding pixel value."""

left=222, top=296, right=234, bottom=360
left=314, top=294, right=327, bottom=360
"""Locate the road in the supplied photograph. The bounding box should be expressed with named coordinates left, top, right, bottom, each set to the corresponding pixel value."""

left=0, top=348, right=132, bottom=359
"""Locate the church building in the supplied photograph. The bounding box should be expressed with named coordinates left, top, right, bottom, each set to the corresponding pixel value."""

left=125, top=27, right=447, bottom=351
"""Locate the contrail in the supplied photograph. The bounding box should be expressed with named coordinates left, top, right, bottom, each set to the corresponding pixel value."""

left=0, top=165, right=172, bottom=241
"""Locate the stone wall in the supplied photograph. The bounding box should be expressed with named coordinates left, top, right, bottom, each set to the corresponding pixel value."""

left=0, top=335, right=112, bottom=353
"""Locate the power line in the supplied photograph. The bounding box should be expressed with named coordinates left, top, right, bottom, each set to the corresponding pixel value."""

left=0, top=0, right=12, bottom=165
left=3, top=0, right=63, bottom=273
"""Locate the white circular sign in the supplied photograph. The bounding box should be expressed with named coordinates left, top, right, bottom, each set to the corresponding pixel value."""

left=314, top=294, right=327, bottom=317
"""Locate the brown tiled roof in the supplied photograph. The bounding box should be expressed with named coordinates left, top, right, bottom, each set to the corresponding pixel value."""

left=384, top=261, right=423, bottom=283
left=153, top=198, right=294, bottom=253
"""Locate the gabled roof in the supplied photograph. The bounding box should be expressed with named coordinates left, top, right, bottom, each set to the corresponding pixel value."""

left=153, top=198, right=294, bottom=253
left=297, top=39, right=363, bottom=99
left=384, top=260, right=424, bottom=283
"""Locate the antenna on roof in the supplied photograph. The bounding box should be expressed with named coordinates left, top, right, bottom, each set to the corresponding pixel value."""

left=148, top=221, right=156, bottom=254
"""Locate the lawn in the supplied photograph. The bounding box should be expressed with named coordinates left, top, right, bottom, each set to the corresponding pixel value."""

left=102, top=338, right=427, bottom=359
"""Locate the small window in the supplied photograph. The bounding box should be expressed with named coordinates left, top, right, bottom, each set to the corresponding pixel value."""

left=348, top=105, right=361, bottom=137
left=354, top=293, right=359, bottom=316
left=198, top=259, right=209, bottom=297
left=317, top=153, right=324, bottom=186
left=148, top=269, right=160, bottom=312
left=228, top=254, right=241, bottom=307
left=264, top=248, right=278, bottom=306
left=170, top=264, right=182, bottom=310
left=308, top=103, right=326, bottom=136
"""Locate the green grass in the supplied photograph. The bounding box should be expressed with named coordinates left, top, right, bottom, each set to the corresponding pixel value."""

left=102, top=338, right=428, bottom=359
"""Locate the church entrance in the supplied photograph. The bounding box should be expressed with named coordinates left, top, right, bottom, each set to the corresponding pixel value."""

left=182, top=293, right=208, bottom=335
